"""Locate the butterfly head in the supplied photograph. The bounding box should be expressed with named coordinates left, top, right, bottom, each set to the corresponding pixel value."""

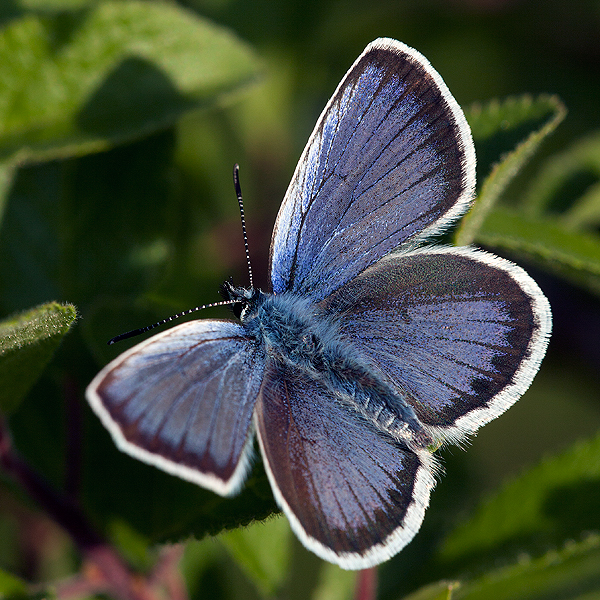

left=219, top=279, right=260, bottom=321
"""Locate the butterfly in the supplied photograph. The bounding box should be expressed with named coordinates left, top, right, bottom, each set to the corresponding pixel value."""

left=86, top=38, right=551, bottom=569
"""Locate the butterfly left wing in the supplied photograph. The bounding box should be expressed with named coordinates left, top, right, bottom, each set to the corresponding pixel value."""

left=270, top=38, right=475, bottom=301
left=254, top=358, right=436, bottom=570
left=319, top=247, right=552, bottom=444
left=86, top=320, right=264, bottom=496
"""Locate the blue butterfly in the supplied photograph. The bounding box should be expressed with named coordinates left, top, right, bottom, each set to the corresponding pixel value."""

left=86, top=38, right=551, bottom=569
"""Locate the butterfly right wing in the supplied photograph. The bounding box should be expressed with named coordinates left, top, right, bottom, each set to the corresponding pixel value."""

left=319, top=247, right=551, bottom=445
left=86, top=320, right=264, bottom=497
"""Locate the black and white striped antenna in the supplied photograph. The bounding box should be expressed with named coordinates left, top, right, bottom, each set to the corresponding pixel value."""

left=108, top=164, right=253, bottom=345
left=233, top=163, right=254, bottom=289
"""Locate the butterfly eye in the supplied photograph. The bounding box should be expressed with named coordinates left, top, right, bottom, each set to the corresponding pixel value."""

left=300, top=333, right=318, bottom=353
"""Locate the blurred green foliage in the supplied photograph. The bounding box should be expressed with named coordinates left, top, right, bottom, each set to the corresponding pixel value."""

left=1, top=1, right=600, bottom=599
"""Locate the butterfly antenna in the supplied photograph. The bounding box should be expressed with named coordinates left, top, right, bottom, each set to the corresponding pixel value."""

left=233, top=164, right=254, bottom=289
left=109, top=166, right=252, bottom=346
left=107, top=299, right=236, bottom=345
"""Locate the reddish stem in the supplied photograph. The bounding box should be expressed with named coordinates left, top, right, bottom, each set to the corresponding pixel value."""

left=355, top=567, right=378, bottom=600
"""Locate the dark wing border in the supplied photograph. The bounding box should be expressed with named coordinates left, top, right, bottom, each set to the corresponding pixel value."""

left=430, top=247, right=551, bottom=440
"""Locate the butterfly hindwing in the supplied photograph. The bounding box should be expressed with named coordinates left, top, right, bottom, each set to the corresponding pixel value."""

left=269, top=38, right=476, bottom=301
left=320, top=247, right=552, bottom=443
left=254, top=358, right=436, bottom=569
left=87, top=320, right=264, bottom=496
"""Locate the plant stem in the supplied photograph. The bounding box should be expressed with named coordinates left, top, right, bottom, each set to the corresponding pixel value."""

left=355, top=567, right=378, bottom=600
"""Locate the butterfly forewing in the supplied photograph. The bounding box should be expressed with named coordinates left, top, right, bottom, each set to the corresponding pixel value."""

left=87, top=320, right=264, bottom=496
left=255, top=358, right=436, bottom=569
left=269, top=38, right=475, bottom=301
left=320, top=247, right=551, bottom=442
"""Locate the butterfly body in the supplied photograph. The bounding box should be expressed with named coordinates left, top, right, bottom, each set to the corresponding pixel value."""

left=223, top=281, right=432, bottom=449
left=87, top=38, right=551, bottom=569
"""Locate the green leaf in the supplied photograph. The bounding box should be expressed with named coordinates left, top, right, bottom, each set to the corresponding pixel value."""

left=463, top=111, right=600, bottom=299
left=521, top=130, right=600, bottom=228
left=219, top=515, right=291, bottom=596
left=453, top=534, right=600, bottom=600
left=14, top=0, right=94, bottom=10
left=0, top=159, right=17, bottom=229
left=466, top=94, right=564, bottom=143
left=437, top=430, right=600, bottom=574
left=475, top=206, right=600, bottom=295
left=180, top=537, right=229, bottom=600
left=0, top=568, right=27, bottom=598
left=456, top=95, right=566, bottom=245
left=107, top=518, right=154, bottom=572
left=0, top=1, right=260, bottom=163
left=0, top=133, right=178, bottom=314
left=0, top=302, right=77, bottom=414
left=0, top=139, right=278, bottom=546
left=310, top=562, right=357, bottom=600
left=82, top=434, right=278, bottom=547
left=216, top=517, right=356, bottom=600
left=402, top=581, right=460, bottom=600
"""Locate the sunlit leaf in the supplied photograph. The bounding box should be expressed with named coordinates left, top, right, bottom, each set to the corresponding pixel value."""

left=0, top=0, right=260, bottom=163
left=521, top=130, right=600, bottom=229
left=402, top=581, right=460, bottom=600
left=0, top=568, right=27, bottom=598
left=453, top=535, right=600, bottom=600
left=437, top=431, right=600, bottom=573
left=0, top=302, right=76, bottom=414
left=108, top=518, right=154, bottom=572
left=475, top=206, right=600, bottom=296
left=219, top=515, right=291, bottom=596
left=179, top=537, right=229, bottom=600
left=311, top=562, right=357, bottom=600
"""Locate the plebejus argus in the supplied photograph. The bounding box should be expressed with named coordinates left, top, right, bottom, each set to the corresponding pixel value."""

left=87, top=38, right=551, bottom=569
